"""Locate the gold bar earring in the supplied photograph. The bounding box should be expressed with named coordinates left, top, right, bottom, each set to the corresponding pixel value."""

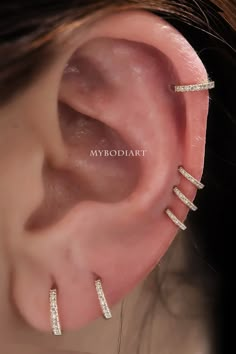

left=49, top=289, right=62, bottom=336
left=173, top=186, right=198, bottom=211
left=172, top=81, right=215, bottom=93
left=95, top=279, right=112, bottom=319
left=178, top=166, right=205, bottom=189
left=165, top=209, right=187, bottom=231
left=165, top=166, right=204, bottom=230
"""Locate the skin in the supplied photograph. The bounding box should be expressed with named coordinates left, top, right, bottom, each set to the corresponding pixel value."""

left=0, top=9, right=212, bottom=354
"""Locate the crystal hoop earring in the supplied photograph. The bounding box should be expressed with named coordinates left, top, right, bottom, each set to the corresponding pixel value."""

left=49, top=289, right=62, bottom=336
left=165, top=167, right=205, bottom=230
left=95, top=279, right=112, bottom=319
left=172, top=81, right=215, bottom=93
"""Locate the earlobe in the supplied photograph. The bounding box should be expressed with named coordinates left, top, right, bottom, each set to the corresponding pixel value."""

left=11, top=10, right=211, bottom=334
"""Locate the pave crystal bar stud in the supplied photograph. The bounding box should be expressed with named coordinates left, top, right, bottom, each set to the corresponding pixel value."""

left=172, top=81, right=215, bottom=93
left=178, top=166, right=205, bottom=190
left=173, top=186, right=198, bottom=211
left=165, top=209, right=187, bottom=231
left=49, top=289, right=62, bottom=336
left=95, top=279, right=112, bottom=319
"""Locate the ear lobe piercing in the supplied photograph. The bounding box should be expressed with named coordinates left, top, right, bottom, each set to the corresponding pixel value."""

left=95, top=279, right=112, bottom=319
left=49, top=289, right=62, bottom=336
left=165, top=166, right=205, bottom=231
left=49, top=279, right=112, bottom=336
left=172, top=81, right=215, bottom=93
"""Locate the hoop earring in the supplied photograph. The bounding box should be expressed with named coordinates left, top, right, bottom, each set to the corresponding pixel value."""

left=172, top=81, right=215, bottom=93
left=178, top=166, right=205, bottom=189
left=49, top=289, right=62, bottom=336
left=173, top=186, right=198, bottom=211
left=95, top=279, right=112, bottom=319
left=165, top=166, right=204, bottom=230
left=165, top=208, right=187, bottom=231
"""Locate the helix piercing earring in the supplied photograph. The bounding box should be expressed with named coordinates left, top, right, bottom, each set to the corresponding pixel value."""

left=173, top=186, right=198, bottom=211
left=178, top=166, right=205, bottom=189
left=165, top=209, right=187, bottom=231
left=165, top=167, right=204, bottom=230
left=95, top=279, right=112, bottom=319
left=49, top=289, right=62, bottom=336
left=172, top=81, right=215, bottom=93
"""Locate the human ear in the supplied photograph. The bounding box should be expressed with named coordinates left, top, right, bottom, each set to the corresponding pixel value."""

left=8, top=9, right=210, bottom=333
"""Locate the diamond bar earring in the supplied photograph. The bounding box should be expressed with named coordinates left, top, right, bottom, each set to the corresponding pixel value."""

left=165, top=209, right=187, bottom=231
left=49, top=289, right=62, bottom=336
left=165, top=166, right=205, bottom=230
left=178, top=166, right=205, bottom=189
left=95, top=279, right=112, bottom=319
left=172, top=81, right=215, bottom=93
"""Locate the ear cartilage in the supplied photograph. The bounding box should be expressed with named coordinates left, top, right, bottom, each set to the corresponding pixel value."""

left=49, top=289, right=62, bottom=336
left=172, top=81, right=215, bottom=93
left=165, top=209, right=187, bottom=231
left=95, top=279, right=112, bottom=320
left=173, top=187, right=198, bottom=211
left=178, top=166, right=205, bottom=190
